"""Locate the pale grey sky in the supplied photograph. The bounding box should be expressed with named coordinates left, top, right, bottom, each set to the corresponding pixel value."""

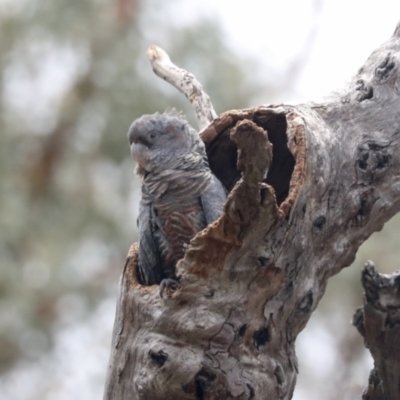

left=178, top=0, right=400, bottom=101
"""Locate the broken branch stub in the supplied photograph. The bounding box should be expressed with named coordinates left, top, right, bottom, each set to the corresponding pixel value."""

left=147, top=45, right=217, bottom=130
left=353, top=262, right=400, bottom=400
left=105, top=26, right=400, bottom=400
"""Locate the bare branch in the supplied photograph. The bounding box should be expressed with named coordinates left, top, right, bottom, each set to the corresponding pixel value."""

left=147, top=45, right=217, bottom=130
left=353, top=262, right=400, bottom=400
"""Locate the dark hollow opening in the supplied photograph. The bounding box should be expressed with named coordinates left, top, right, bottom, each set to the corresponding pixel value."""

left=253, top=326, right=271, bottom=348
left=149, top=349, right=168, bottom=367
left=238, top=323, right=248, bottom=337
left=205, top=111, right=295, bottom=205
left=194, top=367, right=216, bottom=400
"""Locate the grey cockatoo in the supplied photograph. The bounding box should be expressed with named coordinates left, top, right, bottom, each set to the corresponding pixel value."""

left=128, top=112, right=226, bottom=286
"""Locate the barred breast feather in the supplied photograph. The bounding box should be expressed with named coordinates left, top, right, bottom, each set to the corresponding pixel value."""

left=137, top=167, right=225, bottom=285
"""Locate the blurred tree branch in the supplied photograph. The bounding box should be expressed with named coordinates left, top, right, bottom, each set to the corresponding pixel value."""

left=26, top=75, right=95, bottom=197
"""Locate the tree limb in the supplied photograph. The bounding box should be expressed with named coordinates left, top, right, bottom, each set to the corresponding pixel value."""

left=147, top=45, right=217, bottom=130
left=105, top=24, right=400, bottom=400
left=353, top=262, right=400, bottom=400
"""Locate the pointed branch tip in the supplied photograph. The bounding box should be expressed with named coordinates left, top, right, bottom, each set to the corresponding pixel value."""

left=146, top=45, right=217, bottom=131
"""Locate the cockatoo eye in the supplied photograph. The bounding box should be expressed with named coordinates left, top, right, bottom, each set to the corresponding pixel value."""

left=150, top=132, right=156, bottom=139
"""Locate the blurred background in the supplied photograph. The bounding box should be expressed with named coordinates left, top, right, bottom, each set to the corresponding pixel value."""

left=1, top=0, right=400, bottom=399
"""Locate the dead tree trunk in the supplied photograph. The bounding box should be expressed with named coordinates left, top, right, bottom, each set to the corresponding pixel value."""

left=353, top=262, right=400, bottom=400
left=104, top=24, right=400, bottom=400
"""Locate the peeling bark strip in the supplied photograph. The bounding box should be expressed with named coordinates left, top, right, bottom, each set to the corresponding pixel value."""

left=105, top=25, right=400, bottom=400
left=353, top=262, right=400, bottom=400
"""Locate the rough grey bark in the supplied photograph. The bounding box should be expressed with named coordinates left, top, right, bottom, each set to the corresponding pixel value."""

left=104, top=25, right=400, bottom=400
left=353, top=262, right=400, bottom=400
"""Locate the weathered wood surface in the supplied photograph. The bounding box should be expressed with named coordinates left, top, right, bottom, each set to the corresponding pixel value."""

left=104, top=25, right=400, bottom=400
left=147, top=45, right=217, bottom=130
left=353, top=262, right=400, bottom=400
